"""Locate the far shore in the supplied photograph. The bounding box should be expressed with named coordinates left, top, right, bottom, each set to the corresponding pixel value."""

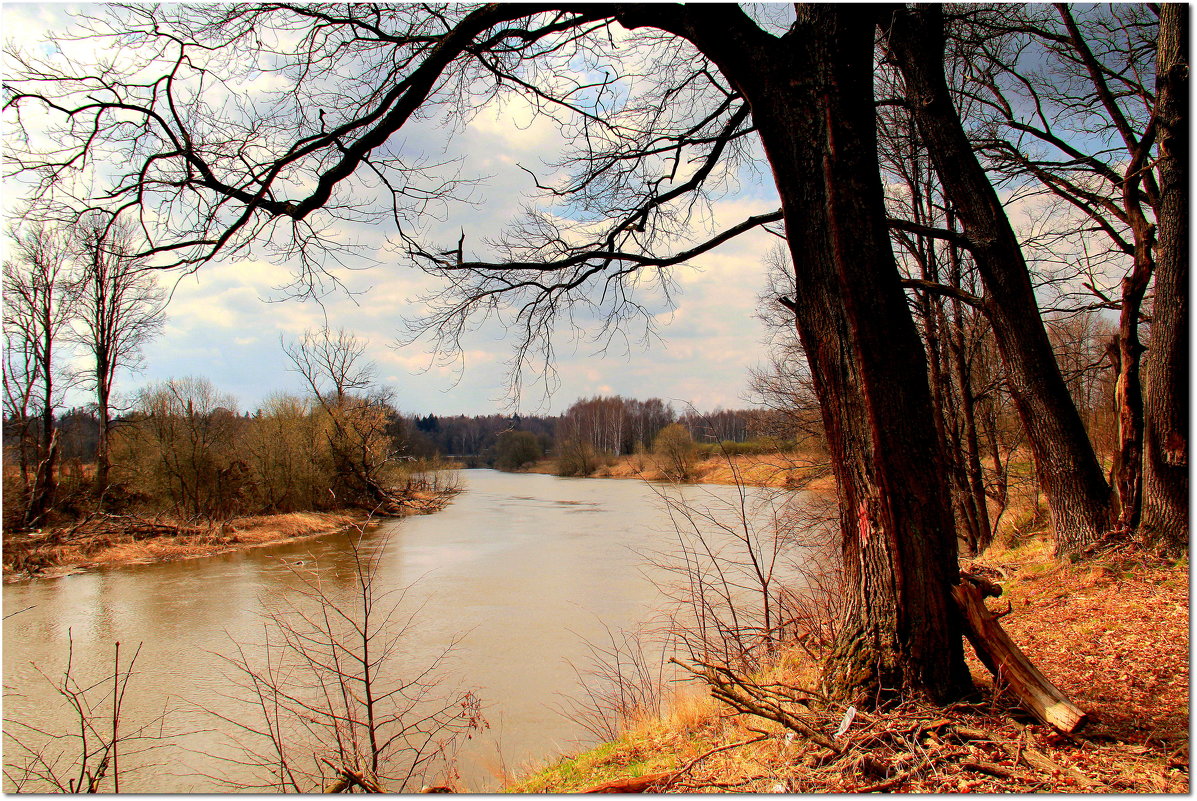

left=3, top=489, right=452, bottom=582
left=520, top=451, right=838, bottom=493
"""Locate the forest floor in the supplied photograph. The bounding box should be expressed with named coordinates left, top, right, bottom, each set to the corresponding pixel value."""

left=2, top=489, right=452, bottom=582
left=525, top=451, right=837, bottom=492
left=506, top=535, right=1189, bottom=793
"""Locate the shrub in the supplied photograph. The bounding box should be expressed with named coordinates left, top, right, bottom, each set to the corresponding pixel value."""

left=555, top=439, right=611, bottom=477
left=653, top=423, right=697, bottom=481
left=492, top=430, right=543, bottom=471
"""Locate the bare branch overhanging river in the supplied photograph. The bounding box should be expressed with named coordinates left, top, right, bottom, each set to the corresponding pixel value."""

left=3, top=470, right=823, bottom=792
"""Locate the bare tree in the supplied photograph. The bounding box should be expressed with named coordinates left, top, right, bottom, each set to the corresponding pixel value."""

left=946, top=4, right=1162, bottom=534
left=127, top=376, right=244, bottom=519
left=70, top=213, right=167, bottom=499
left=211, top=528, right=484, bottom=792
left=2, top=280, right=42, bottom=491
left=283, top=328, right=404, bottom=510
left=883, top=6, right=1121, bottom=555
left=284, top=327, right=375, bottom=407
left=241, top=392, right=329, bottom=513
left=2, top=222, right=76, bottom=528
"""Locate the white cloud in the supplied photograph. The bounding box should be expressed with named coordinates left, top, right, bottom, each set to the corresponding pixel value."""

left=466, top=92, right=562, bottom=154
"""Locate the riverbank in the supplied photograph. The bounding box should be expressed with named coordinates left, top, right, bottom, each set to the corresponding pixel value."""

left=524, top=451, right=837, bottom=492
left=2, top=489, right=454, bottom=581
left=509, top=536, right=1189, bottom=793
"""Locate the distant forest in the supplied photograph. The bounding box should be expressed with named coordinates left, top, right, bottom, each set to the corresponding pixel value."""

left=26, top=393, right=782, bottom=473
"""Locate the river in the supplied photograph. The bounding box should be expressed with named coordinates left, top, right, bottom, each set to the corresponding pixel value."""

left=3, top=469, right=821, bottom=792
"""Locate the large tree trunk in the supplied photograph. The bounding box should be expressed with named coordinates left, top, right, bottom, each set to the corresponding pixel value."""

left=635, top=5, right=972, bottom=703
left=1141, top=4, right=1188, bottom=554
left=885, top=6, right=1113, bottom=557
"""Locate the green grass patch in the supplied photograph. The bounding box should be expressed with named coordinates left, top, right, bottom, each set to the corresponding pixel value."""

left=506, top=726, right=721, bottom=793
left=507, top=737, right=660, bottom=793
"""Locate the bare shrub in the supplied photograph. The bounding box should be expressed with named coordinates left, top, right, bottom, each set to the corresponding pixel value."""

left=3, top=636, right=167, bottom=792
left=554, top=439, right=612, bottom=477
left=209, top=525, right=484, bottom=792
left=653, top=423, right=698, bottom=481
left=559, top=623, right=670, bottom=743
left=560, top=455, right=845, bottom=742
left=649, top=473, right=840, bottom=675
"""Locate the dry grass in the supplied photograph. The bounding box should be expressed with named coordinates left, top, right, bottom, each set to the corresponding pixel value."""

left=509, top=537, right=1189, bottom=793
left=3, top=511, right=368, bottom=579
left=527, top=451, right=836, bottom=491
left=5, top=483, right=457, bottom=581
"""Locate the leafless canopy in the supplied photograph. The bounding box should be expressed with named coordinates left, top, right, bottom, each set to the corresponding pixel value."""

left=69, top=213, right=167, bottom=397
left=5, top=4, right=780, bottom=394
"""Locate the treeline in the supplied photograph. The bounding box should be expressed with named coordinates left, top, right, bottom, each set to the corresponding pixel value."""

left=4, top=351, right=783, bottom=527
left=551, top=395, right=799, bottom=477
left=1, top=326, right=453, bottom=530
left=408, top=413, right=555, bottom=465
left=409, top=395, right=806, bottom=475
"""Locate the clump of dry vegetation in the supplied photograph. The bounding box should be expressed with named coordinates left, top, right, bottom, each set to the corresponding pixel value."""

left=537, top=449, right=835, bottom=492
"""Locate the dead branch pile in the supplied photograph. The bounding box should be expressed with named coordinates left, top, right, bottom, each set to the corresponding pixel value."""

left=766, top=703, right=1110, bottom=793
left=660, top=643, right=1106, bottom=792
left=672, top=659, right=839, bottom=752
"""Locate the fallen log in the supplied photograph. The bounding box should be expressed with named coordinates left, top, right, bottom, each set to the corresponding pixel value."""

left=952, top=579, right=1087, bottom=734
left=582, top=772, right=677, bottom=793
left=959, top=570, right=1003, bottom=599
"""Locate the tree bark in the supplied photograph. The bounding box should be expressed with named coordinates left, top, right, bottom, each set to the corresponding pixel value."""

left=621, top=5, right=972, bottom=702
left=885, top=5, right=1113, bottom=556
left=1141, top=4, right=1188, bottom=554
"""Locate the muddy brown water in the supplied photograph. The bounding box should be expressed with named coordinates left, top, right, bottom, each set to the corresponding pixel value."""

left=3, top=469, right=819, bottom=792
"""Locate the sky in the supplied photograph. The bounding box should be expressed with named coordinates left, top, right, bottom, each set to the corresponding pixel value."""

left=2, top=3, right=785, bottom=417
